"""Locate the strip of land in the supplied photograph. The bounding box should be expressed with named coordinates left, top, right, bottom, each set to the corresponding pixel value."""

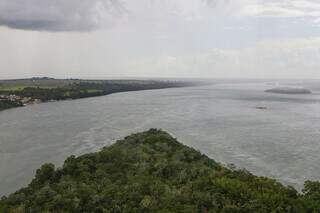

left=0, top=77, right=199, bottom=111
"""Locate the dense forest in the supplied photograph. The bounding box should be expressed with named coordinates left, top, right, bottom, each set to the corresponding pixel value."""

left=1, top=129, right=319, bottom=212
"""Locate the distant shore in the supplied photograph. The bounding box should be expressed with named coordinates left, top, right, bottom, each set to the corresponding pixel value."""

left=265, top=87, right=312, bottom=95
left=0, top=78, right=203, bottom=112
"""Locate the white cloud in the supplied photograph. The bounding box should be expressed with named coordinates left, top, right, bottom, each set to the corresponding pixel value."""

left=240, top=0, right=320, bottom=19
left=128, top=38, right=320, bottom=78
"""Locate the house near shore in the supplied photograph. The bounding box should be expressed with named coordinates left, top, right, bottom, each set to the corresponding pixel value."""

left=0, top=94, right=37, bottom=105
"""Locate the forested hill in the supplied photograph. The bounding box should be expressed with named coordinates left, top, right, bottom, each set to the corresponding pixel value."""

left=1, top=129, right=320, bottom=212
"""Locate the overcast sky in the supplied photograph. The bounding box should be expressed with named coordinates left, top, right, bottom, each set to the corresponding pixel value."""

left=1, top=0, right=320, bottom=79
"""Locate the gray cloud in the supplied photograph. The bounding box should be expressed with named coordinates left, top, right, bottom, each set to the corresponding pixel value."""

left=1, top=0, right=320, bottom=32
left=0, top=0, right=125, bottom=31
left=0, top=0, right=232, bottom=32
left=0, top=0, right=319, bottom=79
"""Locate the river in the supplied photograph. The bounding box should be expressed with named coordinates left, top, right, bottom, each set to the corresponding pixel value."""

left=1, top=80, right=320, bottom=195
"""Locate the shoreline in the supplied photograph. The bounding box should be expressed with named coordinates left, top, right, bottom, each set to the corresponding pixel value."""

left=0, top=79, right=202, bottom=112
left=0, top=85, right=197, bottom=113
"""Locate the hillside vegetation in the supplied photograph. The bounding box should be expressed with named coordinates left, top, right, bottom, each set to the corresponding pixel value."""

left=0, top=99, right=23, bottom=111
left=1, top=129, right=319, bottom=212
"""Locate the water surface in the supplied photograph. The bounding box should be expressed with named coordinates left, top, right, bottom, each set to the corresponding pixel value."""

left=1, top=80, right=320, bottom=195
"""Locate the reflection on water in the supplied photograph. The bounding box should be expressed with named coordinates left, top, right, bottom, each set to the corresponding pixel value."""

left=1, top=80, right=320, bottom=195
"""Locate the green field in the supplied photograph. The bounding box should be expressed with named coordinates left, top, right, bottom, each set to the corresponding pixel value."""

left=0, top=79, right=79, bottom=91
left=0, top=85, right=58, bottom=91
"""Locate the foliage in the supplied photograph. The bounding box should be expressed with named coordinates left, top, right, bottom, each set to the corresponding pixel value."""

left=0, top=99, right=23, bottom=111
left=0, top=80, right=193, bottom=103
left=1, top=129, right=319, bottom=212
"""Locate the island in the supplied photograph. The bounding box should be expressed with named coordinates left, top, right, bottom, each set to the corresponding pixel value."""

left=0, top=78, right=201, bottom=111
left=265, top=87, right=312, bottom=95
left=1, top=129, right=319, bottom=212
left=256, top=106, right=268, bottom=110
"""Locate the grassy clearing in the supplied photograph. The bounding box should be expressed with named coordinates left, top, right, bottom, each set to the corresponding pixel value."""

left=0, top=85, right=58, bottom=91
left=0, top=79, right=76, bottom=91
left=86, top=89, right=103, bottom=93
left=0, top=86, right=26, bottom=91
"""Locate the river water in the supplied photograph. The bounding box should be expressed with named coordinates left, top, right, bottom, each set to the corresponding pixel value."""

left=1, top=80, right=320, bottom=195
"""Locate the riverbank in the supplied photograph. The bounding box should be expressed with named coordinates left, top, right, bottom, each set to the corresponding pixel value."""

left=1, top=129, right=319, bottom=212
left=0, top=78, right=200, bottom=112
left=2, top=81, right=319, bottom=199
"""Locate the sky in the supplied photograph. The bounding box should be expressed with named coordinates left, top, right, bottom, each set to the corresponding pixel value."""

left=0, top=0, right=320, bottom=79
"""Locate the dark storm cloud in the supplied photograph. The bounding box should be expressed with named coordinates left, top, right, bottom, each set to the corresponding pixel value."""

left=0, top=0, right=125, bottom=31
left=0, top=0, right=228, bottom=32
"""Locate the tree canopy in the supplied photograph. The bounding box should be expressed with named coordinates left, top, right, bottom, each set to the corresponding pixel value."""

left=1, top=129, right=319, bottom=212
